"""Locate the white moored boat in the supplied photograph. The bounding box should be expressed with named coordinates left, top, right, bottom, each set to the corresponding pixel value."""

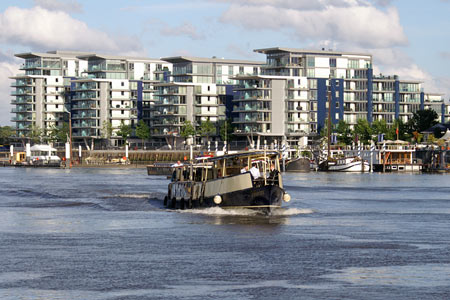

left=326, top=157, right=370, bottom=172
left=29, top=144, right=61, bottom=166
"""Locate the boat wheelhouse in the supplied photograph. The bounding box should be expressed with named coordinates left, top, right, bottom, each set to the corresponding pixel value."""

left=164, top=151, right=291, bottom=214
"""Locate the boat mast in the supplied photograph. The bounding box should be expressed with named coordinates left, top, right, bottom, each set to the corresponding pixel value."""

left=327, top=79, right=332, bottom=160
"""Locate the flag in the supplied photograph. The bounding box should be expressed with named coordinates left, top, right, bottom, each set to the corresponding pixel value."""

left=395, top=127, right=399, bottom=136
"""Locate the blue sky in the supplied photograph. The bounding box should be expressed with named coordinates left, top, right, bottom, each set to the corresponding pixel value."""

left=1, top=0, right=449, bottom=125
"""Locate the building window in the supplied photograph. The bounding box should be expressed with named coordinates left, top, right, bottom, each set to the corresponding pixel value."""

left=121, top=91, right=124, bottom=96
left=56, top=104, right=59, bottom=108
left=56, top=96, right=59, bottom=100
left=121, top=82, right=124, bottom=86
left=329, top=58, right=336, bottom=68
left=55, top=78, right=59, bottom=82
left=307, top=57, right=315, bottom=67
left=207, top=85, right=210, bottom=91
left=121, top=110, right=124, bottom=114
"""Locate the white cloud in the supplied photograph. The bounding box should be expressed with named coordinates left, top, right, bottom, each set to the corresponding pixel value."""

left=226, top=44, right=258, bottom=59
left=33, top=0, right=83, bottom=14
left=160, top=22, right=205, bottom=40
left=0, top=6, right=144, bottom=55
left=218, top=0, right=408, bottom=49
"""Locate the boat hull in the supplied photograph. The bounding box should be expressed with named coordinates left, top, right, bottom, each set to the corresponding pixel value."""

left=328, top=161, right=370, bottom=172
left=166, top=179, right=284, bottom=214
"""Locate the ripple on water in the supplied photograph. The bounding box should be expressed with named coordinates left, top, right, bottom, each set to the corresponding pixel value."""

left=322, top=263, right=450, bottom=287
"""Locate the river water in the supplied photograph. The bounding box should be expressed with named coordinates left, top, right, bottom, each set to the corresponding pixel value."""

left=0, top=167, right=449, bottom=299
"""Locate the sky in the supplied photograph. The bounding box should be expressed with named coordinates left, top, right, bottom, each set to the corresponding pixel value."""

left=1, top=0, right=449, bottom=125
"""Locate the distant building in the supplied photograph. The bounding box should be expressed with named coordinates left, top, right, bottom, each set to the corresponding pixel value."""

left=152, top=56, right=264, bottom=147
left=232, top=47, right=450, bottom=147
left=9, top=48, right=450, bottom=149
left=70, top=54, right=171, bottom=147
left=10, top=51, right=91, bottom=139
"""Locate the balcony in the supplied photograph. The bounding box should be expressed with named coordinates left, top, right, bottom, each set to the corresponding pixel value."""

left=11, top=88, right=34, bottom=96
left=72, top=121, right=98, bottom=128
left=72, top=103, right=98, bottom=110
left=72, top=92, right=98, bottom=100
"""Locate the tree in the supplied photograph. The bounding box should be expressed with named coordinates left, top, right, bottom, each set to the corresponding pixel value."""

left=219, top=120, right=234, bottom=142
left=101, top=121, right=113, bottom=139
left=48, top=123, right=70, bottom=144
left=408, top=109, right=439, bottom=134
left=27, top=125, right=43, bottom=144
left=199, top=119, right=216, bottom=143
left=388, top=118, right=409, bottom=141
left=101, top=121, right=113, bottom=148
left=353, top=119, right=372, bottom=144
left=335, top=120, right=352, bottom=145
left=180, top=121, right=196, bottom=139
left=116, top=121, right=132, bottom=144
left=371, top=119, right=389, bottom=143
left=0, top=126, right=15, bottom=145
left=135, top=120, right=150, bottom=149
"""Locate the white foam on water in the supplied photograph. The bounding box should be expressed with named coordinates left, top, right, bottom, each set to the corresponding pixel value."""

left=270, top=208, right=314, bottom=216
left=113, top=194, right=150, bottom=199
left=182, top=207, right=260, bottom=216
left=181, top=207, right=313, bottom=216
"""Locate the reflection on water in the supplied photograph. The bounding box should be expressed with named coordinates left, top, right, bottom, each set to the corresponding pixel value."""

left=0, top=167, right=449, bottom=299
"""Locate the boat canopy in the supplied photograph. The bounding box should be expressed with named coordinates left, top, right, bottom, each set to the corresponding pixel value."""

left=30, top=144, right=57, bottom=152
left=195, top=151, right=280, bottom=163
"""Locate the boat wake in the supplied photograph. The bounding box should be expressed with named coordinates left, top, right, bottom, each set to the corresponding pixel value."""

left=180, top=207, right=314, bottom=216
left=183, top=207, right=260, bottom=216
left=271, top=207, right=314, bottom=216
left=112, top=193, right=151, bottom=199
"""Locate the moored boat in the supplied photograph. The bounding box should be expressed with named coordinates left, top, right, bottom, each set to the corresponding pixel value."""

left=163, top=151, right=291, bottom=214
left=322, top=156, right=370, bottom=172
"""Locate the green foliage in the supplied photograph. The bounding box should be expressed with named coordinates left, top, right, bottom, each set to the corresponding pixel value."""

left=101, top=121, right=113, bottom=139
left=336, top=120, right=352, bottom=145
left=180, top=121, right=196, bottom=138
left=116, top=121, right=132, bottom=142
left=0, top=126, right=15, bottom=145
left=300, top=150, right=312, bottom=158
left=371, top=119, right=388, bottom=135
left=353, top=119, right=372, bottom=144
left=199, top=119, right=216, bottom=137
left=27, top=125, right=43, bottom=143
left=407, top=109, right=439, bottom=134
left=219, top=120, right=234, bottom=142
left=135, top=120, right=150, bottom=140
left=48, top=123, right=70, bottom=143
left=388, top=119, right=409, bottom=141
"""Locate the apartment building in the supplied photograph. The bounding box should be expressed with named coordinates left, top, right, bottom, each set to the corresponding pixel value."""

left=152, top=56, right=264, bottom=144
left=10, top=48, right=450, bottom=148
left=69, top=54, right=171, bottom=146
left=10, top=51, right=90, bottom=138
left=232, top=47, right=450, bottom=146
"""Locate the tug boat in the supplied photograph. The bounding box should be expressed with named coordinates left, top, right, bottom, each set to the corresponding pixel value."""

left=163, top=151, right=291, bottom=214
